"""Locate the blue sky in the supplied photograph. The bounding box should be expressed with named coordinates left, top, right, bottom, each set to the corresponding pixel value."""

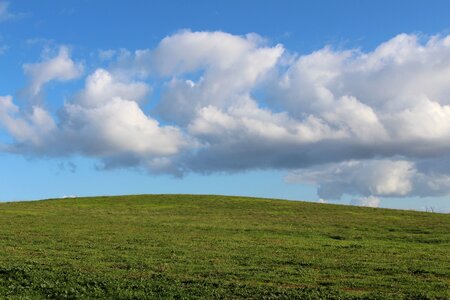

left=1, top=1, right=450, bottom=212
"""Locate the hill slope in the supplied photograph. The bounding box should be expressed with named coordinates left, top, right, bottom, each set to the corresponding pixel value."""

left=0, top=195, right=449, bottom=299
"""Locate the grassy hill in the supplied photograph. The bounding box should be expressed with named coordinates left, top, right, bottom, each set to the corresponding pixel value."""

left=0, top=195, right=449, bottom=299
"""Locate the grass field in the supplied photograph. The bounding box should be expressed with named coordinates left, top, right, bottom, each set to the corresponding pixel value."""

left=0, top=194, right=449, bottom=299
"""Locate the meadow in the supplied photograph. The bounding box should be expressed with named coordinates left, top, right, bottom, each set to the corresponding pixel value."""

left=0, top=194, right=449, bottom=299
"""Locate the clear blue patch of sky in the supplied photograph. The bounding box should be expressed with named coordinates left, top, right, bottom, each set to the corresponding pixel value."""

left=6, top=0, right=450, bottom=53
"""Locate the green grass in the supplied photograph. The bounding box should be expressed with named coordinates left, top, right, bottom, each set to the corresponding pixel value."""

left=0, top=194, right=449, bottom=299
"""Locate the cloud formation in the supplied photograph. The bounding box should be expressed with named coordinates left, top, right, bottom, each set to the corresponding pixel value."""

left=286, top=160, right=415, bottom=199
left=23, top=46, right=83, bottom=98
left=287, top=157, right=450, bottom=200
left=1, top=66, right=189, bottom=174
left=2, top=31, right=450, bottom=200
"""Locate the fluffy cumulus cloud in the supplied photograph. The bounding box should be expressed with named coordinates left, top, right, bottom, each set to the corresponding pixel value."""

left=1, top=49, right=188, bottom=174
left=153, top=31, right=284, bottom=125
left=2, top=30, right=450, bottom=201
left=286, top=160, right=415, bottom=199
left=23, top=46, right=84, bottom=98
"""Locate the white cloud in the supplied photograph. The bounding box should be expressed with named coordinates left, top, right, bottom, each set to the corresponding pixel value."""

left=23, top=46, right=83, bottom=97
left=3, top=31, right=450, bottom=200
left=74, top=69, right=150, bottom=108
left=351, top=196, right=380, bottom=208
left=286, top=160, right=415, bottom=199
left=0, top=69, right=189, bottom=174
left=59, top=69, right=187, bottom=163
left=60, top=95, right=186, bottom=157
left=287, top=158, right=450, bottom=200
left=154, top=31, right=284, bottom=125
left=0, top=95, right=56, bottom=149
left=271, top=35, right=450, bottom=146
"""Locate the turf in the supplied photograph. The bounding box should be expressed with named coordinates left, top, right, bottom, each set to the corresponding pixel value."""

left=0, top=194, right=449, bottom=299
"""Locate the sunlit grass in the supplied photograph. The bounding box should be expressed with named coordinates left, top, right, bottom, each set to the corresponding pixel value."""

left=0, top=194, right=449, bottom=299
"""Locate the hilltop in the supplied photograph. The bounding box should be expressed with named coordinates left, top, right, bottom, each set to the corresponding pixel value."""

left=0, top=195, right=449, bottom=299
